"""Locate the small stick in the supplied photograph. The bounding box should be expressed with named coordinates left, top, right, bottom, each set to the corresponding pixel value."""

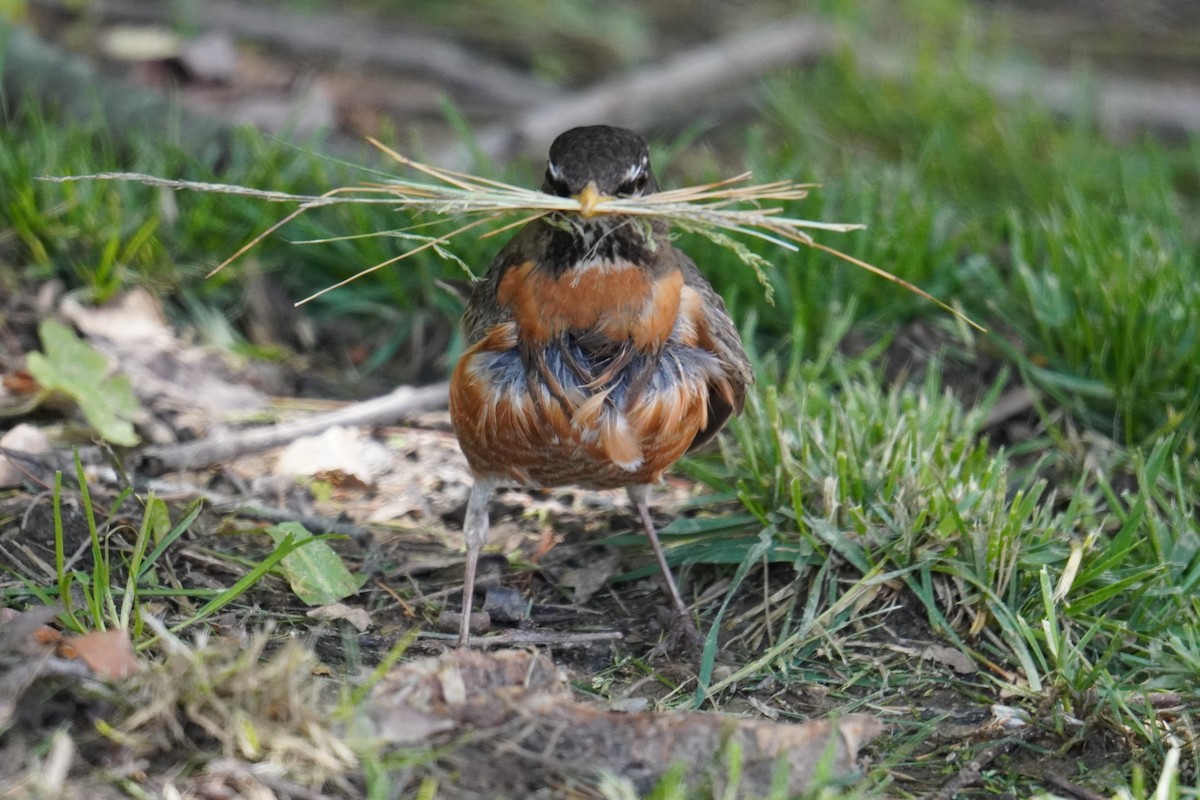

left=419, top=629, right=623, bottom=647
left=1042, top=772, right=1107, bottom=800
left=923, top=727, right=1038, bottom=800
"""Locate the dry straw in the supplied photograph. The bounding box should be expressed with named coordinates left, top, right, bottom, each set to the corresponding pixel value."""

left=48, top=137, right=981, bottom=329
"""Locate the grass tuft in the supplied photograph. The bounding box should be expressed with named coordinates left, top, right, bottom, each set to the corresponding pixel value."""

left=692, top=329, right=1200, bottom=781
left=111, top=623, right=356, bottom=788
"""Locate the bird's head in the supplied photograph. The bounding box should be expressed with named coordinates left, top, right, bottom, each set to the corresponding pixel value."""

left=542, top=126, right=659, bottom=218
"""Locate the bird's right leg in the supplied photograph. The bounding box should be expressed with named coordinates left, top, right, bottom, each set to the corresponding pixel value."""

left=459, top=478, right=495, bottom=646
left=627, top=483, right=702, bottom=651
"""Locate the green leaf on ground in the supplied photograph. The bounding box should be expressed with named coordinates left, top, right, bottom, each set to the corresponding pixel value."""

left=26, top=318, right=140, bottom=446
left=266, top=522, right=366, bottom=606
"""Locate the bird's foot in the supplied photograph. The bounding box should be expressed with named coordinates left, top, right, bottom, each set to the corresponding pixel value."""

left=649, top=611, right=705, bottom=660
left=437, top=609, right=492, bottom=646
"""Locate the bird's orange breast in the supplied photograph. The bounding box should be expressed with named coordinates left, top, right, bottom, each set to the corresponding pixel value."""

left=497, top=260, right=683, bottom=351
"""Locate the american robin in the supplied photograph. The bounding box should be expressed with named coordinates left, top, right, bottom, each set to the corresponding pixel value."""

left=449, top=125, right=753, bottom=646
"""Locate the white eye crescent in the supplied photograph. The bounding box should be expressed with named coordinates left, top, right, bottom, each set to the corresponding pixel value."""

left=621, top=156, right=649, bottom=186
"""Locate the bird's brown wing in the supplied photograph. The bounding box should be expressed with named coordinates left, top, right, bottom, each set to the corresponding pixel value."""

left=674, top=250, right=754, bottom=453
left=459, top=220, right=545, bottom=344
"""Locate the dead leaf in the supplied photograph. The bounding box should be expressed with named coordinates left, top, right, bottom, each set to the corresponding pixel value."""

left=61, top=289, right=172, bottom=347
left=275, top=425, right=388, bottom=489
left=59, top=289, right=268, bottom=441
left=101, top=25, right=182, bottom=61
left=61, top=629, right=140, bottom=680
left=0, top=424, right=51, bottom=488
left=180, top=32, right=238, bottom=83
left=369, top=707, right=456, bottom=745
left=991, top=704, right=1031, bottom=730
left=559, top=554, right=619, bottom=604
left=482, top=586, right=528, bottom=623
left=306, top=603, right=373, bottom=632
left=920, top=644, right=977, bottom=675
left=532, top=525, right=562, bottom=561
left=2, top=368, right=38, bottom=395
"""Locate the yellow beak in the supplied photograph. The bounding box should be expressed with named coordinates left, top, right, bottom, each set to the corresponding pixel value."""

left=575, top=181, right=605, bottom=219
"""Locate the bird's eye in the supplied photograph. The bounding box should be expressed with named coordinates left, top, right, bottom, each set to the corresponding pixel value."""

left=619, top=170, right=649, bottom=196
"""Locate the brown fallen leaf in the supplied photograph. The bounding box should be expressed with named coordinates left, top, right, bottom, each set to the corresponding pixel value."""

left=60, top=629, right=140, bottom=681
left=921, top=644, right=977, bottom=675
left=2, top=368, right=39, bottom=395
left=559, top=554, right=620, bottom=604
left=532, top=524, right=563, bottom=561
left=275, top=425, right=389, bottom=489
left=307, top=602, right=373, bottom=632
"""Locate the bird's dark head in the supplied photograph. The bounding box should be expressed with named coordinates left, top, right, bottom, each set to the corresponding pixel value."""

left=538, top=126, right=663, bottom=270
left=542, top=126, right=659, bottom=210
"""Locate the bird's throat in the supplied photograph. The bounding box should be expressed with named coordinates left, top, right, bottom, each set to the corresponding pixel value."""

left=539, top=215, right=656, bottom=274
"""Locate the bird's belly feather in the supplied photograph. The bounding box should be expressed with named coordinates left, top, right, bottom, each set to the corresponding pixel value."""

left=450, top=336, right=720, bottom=488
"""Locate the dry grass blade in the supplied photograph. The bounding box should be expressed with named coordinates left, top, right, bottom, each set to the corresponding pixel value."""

left=44, top=141, right=983, bottom=329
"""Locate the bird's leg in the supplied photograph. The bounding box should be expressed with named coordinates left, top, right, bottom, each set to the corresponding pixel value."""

left=459, top=479, right=495, bottom=646
left=627, top=484, right=701, bottom=647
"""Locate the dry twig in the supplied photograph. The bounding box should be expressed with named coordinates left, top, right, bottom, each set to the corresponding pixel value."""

left=132, top=382, right=449, bottom=476
left=923, top=726, right=1039, bottom=800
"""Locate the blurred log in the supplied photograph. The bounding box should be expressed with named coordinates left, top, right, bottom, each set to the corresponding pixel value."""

left=31, top=0, right=557, bottom=110
left=860, top=48, right=1200, bottom=140
left=368, top=648, right=882, bottom=796
left=461, top=15, right=838, bottom=164
left=0, top=21, right=235, bottom=163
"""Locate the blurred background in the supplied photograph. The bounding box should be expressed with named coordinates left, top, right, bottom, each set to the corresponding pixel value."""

left=3, top=0, right=1198, bottom=422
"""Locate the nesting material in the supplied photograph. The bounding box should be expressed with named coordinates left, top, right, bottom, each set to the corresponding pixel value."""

left=46, top=138, right=980, bottom=329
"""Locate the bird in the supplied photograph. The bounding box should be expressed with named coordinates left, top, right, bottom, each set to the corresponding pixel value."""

left=448, top=125, right=753, bottom=647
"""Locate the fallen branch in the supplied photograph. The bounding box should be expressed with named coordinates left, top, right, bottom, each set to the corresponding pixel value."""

left=133, top=382, right=449, bottom=476
left=1042, top=771, right=1108, bottom=800
left=463, top=15, right=838, bottom=163
left=469, top=16, right=1200, bottom=163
